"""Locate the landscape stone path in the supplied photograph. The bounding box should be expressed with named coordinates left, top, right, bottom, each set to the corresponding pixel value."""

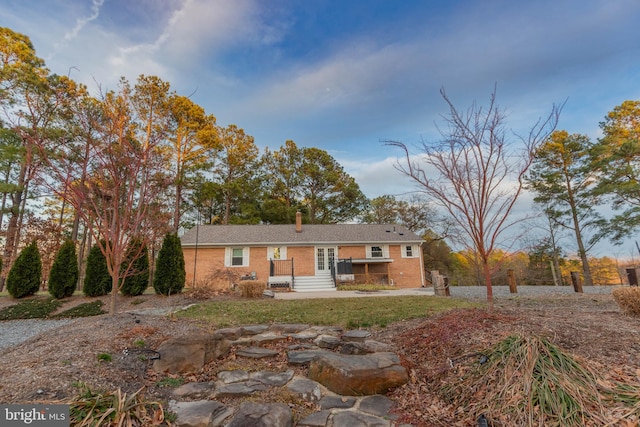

left=152, top=322, right=414, bottom=427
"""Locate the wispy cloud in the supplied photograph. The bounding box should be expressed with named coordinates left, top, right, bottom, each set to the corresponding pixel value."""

left=64, top=0, right=105, bottom=41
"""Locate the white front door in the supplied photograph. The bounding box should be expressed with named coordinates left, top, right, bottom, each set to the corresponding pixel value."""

left=315, top=246, right=336, bottom=275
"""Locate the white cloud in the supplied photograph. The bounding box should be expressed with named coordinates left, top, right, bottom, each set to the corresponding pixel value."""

left=63, top=0, right=105, bottom=41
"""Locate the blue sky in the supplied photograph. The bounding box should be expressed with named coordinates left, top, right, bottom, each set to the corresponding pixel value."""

left=2, top=0, right=640, bottom=257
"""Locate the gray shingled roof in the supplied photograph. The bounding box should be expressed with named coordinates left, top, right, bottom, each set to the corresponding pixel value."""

left=180, top=223, right=422, bottom=247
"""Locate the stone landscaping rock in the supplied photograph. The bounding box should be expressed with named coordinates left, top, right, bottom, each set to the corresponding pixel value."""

left=331, top=411, right=390, bottom=427
left=153, top=333, right=230, bottom=374
left=297, top=410, right=331, bottom=427
left=172, top=381, right=216, bottom=400
left=236, top=346, right=279, bottom=359
left=168, top=400, right=232, bottom=427
left=363, top=340, right=392, bottom=353
left=241, top=325, right=269, bottom=335
left=359, top=395, right=395, bottom=417
left=270, top=323, right=310, bottom=333
left=251, top=332, right=289, bottom=345
left=289, top=331, right=319, bottom=340
left=341, top=330, right=372, bottom=342
left=286, top=377, right=323, bottom=402
left=314, top=335, right=341, bottom=349
left=318, top=395, right=357, bottom=409
left=340, top=342, right=370, bottom=355
left=218, top=370, right=250, bottom=384
left=159, top=323, right=413, bottom=427
left=225, top=402, right=293, bottom=427
left=308, top=352, right=408, bottom=395
left=214, top=380, right=268, bottom=397
left=250, top=369, right=294, bottom=386
left=287, top=349, right=331, bottom=365
left=216, top=327, right=242, bottom=340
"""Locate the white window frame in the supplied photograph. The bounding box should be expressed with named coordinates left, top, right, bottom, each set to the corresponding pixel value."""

left=367, top=245, right=389, bottom=258
left=402, top=244, right=419, bottom=258
left=225, top=247, right=250, bottom=267
left=267, top=246, right=287, bottom=260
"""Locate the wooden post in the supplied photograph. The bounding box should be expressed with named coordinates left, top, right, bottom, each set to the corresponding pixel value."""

left=443, top=276, right=450, bottom=296
left=507, top=269, right=517, bottom=293
left=570, top=271, right=583, bottom=293
left=432, top=270, right=449, bottom=296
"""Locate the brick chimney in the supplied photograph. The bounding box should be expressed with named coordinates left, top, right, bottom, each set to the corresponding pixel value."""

left=295, top=211, right=302, bottom=233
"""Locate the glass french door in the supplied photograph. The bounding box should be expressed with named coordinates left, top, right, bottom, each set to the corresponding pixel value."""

left=315, top=246, right=336, bottom=275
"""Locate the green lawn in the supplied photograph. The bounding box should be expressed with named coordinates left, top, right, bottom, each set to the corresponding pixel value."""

left=177, top=296, right=480, bottom=329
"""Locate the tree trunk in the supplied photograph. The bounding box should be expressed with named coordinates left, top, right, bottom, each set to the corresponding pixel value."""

left=483, top=259, right=493, bottom=308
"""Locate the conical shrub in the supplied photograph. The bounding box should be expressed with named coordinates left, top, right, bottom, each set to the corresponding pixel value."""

left=48, top=239, right=79, bottom=299
left=120, top=238, right=149, bottom=297
left=7, top=241, right=42, bottom=298
left=153, top=233, right=185, bottom=295
left=83, top=242, right=112, bottom=297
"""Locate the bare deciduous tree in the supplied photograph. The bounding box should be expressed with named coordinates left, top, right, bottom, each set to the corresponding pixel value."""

left=387, top=87, right=562, bottom=303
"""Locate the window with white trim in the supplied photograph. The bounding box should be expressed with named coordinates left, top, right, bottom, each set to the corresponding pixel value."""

left=225, top=247, right=249, bottom=267
left=367, top=245, right=388, bottom=258
left=267, top=246, right=287, bottom=260
left=402, top=244, right=418, bottom=258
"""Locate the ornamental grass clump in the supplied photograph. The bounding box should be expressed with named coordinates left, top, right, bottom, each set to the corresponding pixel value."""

left=441, top=334, right=605, bottom=427
left=238, top=280, right=266, bottom=298
left=612, top=287, right=640, bottom=316
left=69, top=382, right=165, bottom=426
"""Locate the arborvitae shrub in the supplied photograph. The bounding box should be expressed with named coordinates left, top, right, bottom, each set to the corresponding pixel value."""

left=7, top=241, right=42, bottom=298
left=83, top=242, right=112, bottom=297
left=48, top=240, right=79, bottom=299
left=120, top=238, right=149, bottom=297
left=153, top=233, right=185, bottom=295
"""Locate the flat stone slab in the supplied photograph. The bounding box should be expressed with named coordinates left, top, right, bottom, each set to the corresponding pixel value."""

left=332, top=411, right=390, bottom=427
left=250, top=370, right=294, bottom=387
left=297, top=410, right=331, bottom=427
left=214, top=381, right=268, bottom=397
left=342, top=330, right=372, bottom=342
left=308, top=352, right=408, bottom=396
left=318, top=395, right=356, bottom=410
left=226, top=402, right=293, bottom=427
left=314, top=335, right=341, bottom=349
left=172, top=381, right=216, bottom=400
left=241, top=325, right=269, bottom=336
left=218, top=370, right=250, bottom=384
left=359, top=395, right=395, bottom=417
left=286, top=377, right=323, bottom=402
left=236, top=346, right=279, bottom=359
left=287, top=349, right=331, bottom=365
left=269, top=323, right=310, bottom=333
left=251, top=332, right=288, bottom=345
left=169, top=400, right=233, bottom=427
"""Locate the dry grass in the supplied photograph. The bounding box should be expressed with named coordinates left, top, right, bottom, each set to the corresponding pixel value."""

left=237, top=280, right=266, bottom=298
left=612, top=287, right=640, bottom=315
left=68, top=383, right=166, bottom=426
left=441, top=334, right=605, bottom=426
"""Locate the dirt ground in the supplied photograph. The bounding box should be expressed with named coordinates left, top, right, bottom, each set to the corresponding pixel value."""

left=0, top=288, right=638, bottom=426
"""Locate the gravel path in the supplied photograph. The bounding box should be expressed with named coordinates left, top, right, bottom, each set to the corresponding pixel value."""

left=0, top=318, right=75, bottom=353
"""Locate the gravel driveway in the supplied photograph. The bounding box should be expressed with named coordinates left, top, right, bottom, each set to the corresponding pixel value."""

left=0, top=318, right=75, bottom=353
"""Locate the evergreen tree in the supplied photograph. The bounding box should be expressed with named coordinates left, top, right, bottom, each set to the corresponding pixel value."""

left=120, top=238, right=149, bottom=296
left=48, top=239, right=78, bottom=299
left=153, top=233, right=185, bottom=295
left=83, top=242, right=112, bottom=297
left=7, top=241, right=41, bottom=298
